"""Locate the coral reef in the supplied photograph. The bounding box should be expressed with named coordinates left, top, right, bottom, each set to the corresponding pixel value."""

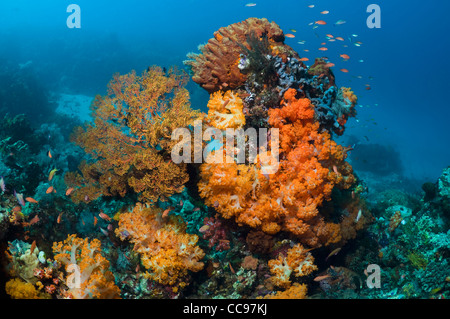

left=199, top=89, right=355, bottom=247
left=2, top=15, right=449, bottom=302
left=65, top=66, right=200, bottom=204
left=52, top=234, right=121, bottom=298
left=115, top=202, right=205, bottom=290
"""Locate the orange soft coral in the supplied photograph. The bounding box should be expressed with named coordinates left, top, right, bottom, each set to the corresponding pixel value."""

left=184, top=18, right=295, bottom=93
left=65, top=66, right=200, bottom=204
left=206, top=90, right=246, bottom=130
left=268, top=244, right=317, bottom=289
left=52, top=234, right=121, bottom=299
left=115, top=203, right=204, bottom=289
left=199, top=89, right=354, bottom=247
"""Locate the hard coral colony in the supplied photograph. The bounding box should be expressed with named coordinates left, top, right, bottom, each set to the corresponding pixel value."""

left=1, top=16, right=448, bottom=301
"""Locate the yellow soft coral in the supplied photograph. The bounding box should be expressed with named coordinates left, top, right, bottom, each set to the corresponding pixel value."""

left=268, top=244, right=318, bottom=289
left=5, top=278, right=40, bottom=299
left=206, top=90, right=246, bottom=130
left=52, top=235, right=121, bottom=299
left=115, top=203, right=204, bottom=289
left=341, top=87, right=358, bottom=106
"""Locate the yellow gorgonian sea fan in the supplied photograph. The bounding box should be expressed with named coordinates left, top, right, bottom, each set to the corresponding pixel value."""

left=65, top=66, right=201, bottom=204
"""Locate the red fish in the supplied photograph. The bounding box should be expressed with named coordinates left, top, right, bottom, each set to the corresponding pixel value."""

left=25, top=197, right=39, bottom=204
left=99, top=212, right=111, bottom=222
left=314, top=274, right=331, bottom=282
left=57, top=212, right=63, bottom=224
left=29, top=215, right=40, bottom=225
left=30, top=240, right=37, bottom=254
left=162, top=208, right=171, bottom=219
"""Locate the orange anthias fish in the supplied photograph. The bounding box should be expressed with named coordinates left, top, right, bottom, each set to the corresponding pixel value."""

left=94, top=216, right=98, bottom=226
left=315, top=20, right=327, bottom=25
left=25, top=197, right=39, bottom=204
left=99, top=212, right=111, bottom=222
left=325, top=63, right=335, bottom=68
left=314, top=274, right=331, bottom=282
left=30, top=240, right=37, bottom=254
left=299, top=57, right=309, bottom=62
left=46, top=186, right=54, bottom=194
left=162, top=208, right=172, bottom=219
left=28, top=215, right=40, bottom=226
left=320, top=11, right=330, bottom=15
left=335, top=37, right=345, bottom=41
left=57, top=212, right=63, bottom=224
left=318, top=47, right=328, bottom=51
left=285, top=33, right=296, bottom=38
left=340, top=54, right=350, bottom=60
left=65, top=187, right=74, bottom=196
left=340, top=68, right=349, bottom=73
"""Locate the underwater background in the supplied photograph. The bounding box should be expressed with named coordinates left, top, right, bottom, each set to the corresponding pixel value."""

left=0, top=0, right=449, bottom=300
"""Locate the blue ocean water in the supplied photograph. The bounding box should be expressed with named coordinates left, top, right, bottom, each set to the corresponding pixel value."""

left=1, top=0, right=448, bottom=184
left=1, top=0, right=450, bottom=302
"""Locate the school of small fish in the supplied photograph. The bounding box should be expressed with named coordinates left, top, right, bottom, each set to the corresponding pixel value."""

left=280, top=1, right=375, bottom=106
